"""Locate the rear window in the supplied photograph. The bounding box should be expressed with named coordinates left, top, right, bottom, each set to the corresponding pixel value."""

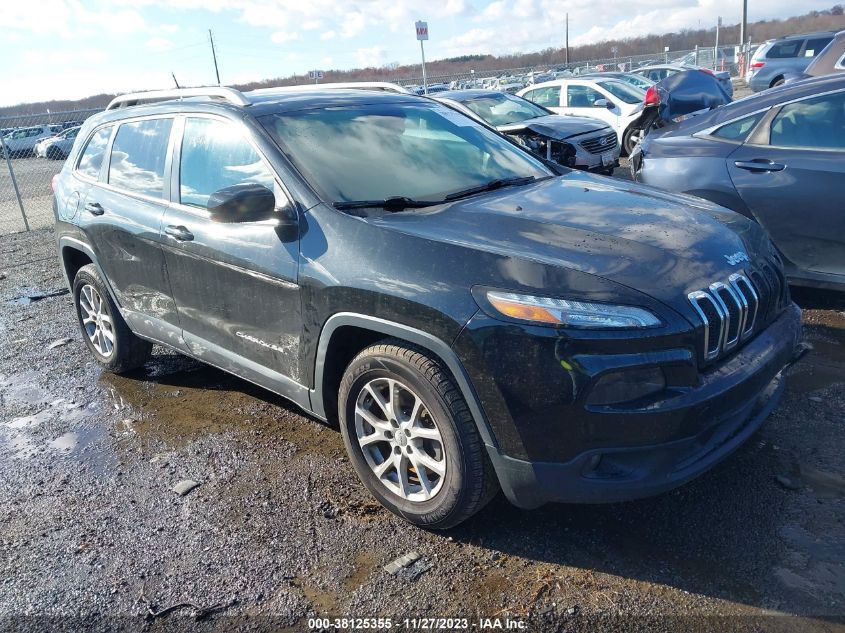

left=108, top=118, right=172, bottom=198
left=710, top=112, right=765, bottom=141
left=767, top=40, right=802, bottom=59
left=76, top=126, right=113, bottom=180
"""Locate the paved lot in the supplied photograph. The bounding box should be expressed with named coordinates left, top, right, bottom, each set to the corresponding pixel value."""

left=0, top=228, right=843, bottom=632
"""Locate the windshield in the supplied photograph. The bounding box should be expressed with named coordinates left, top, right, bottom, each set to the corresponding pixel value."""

left=618, top=74, right=654, bottom=90
left=260, top=102, right=552, bottom=204
left=458, top=93, right=550, bottom=126
left=597, top=80, right=645, bottom=104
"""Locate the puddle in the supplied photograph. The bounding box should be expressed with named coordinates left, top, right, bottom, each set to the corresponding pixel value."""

left=98, top=355, right=343, bottom=458
left=0, top=371, right=50, bottom=406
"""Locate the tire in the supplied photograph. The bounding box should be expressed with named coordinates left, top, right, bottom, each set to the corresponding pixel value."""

left=771, top=77, right=785, bottom=88
left=622, top=127, right=638, bottom=156
left=338, top=340, right=498, bottom=529
left=47, top=146, right=62, bottom=160
left=72, top=264, right=152, bottom=373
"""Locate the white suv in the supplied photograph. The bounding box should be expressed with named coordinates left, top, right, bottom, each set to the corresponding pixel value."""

left=518, top=78, right=645, bottom=154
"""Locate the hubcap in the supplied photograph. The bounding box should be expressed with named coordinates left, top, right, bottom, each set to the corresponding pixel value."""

left=79, top=284, right=115, bottom=358
left=354, top=378, right=446, bottom=502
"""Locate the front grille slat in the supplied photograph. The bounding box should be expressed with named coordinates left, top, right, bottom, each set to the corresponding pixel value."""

left=688, top=260, right=784, bottom=365
left=580, top=132, right=618, bottom=154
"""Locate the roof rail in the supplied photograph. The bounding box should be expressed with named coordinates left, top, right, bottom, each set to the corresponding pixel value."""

left=248, top=82, right=414, bottom=95
left=105, top=87, right=250, bottom=110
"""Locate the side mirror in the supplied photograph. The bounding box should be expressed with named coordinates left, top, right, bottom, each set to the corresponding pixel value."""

left=594, top=99, right=612, bottom=109
left=207, top=183, right=277, bottom=223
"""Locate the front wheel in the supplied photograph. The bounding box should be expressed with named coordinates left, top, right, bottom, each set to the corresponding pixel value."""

left=73, top=264, right=152, bottom=373
left=338, top=341, right=498, bottom=529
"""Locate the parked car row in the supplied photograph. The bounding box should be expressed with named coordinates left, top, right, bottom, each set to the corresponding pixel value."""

left=1, top=123, right=84, bottom=158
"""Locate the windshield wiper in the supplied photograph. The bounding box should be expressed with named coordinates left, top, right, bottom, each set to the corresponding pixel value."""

left=443, top=176, right=539, bottom=202
left=333, top=196, right=440, bottom=212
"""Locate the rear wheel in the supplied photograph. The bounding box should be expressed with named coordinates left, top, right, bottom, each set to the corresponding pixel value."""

left=72, top=264, right=152, bottom=373
left=338, top=341, right=498, bottom=529
left=771, top=77, right=785, bottom=88
left=46, top=146, right=62, bottom=160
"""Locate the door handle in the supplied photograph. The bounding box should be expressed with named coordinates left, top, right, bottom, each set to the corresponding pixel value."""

left=84, top=202, right=104, bottom=216
left=734, top=160, right=785, bottom=172
left=165, top=225, right=194, bottom=242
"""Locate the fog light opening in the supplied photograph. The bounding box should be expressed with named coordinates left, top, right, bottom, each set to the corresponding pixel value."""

left=586, top=367, right=666, bottom=406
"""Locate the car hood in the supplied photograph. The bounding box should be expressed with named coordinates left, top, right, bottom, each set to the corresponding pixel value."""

left=365, top=172, right=768, bottom=315
left=497, top=115, right=610, bottom=140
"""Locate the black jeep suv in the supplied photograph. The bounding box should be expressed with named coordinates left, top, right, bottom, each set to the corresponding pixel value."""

left=53, top=86, right=805, bottom=529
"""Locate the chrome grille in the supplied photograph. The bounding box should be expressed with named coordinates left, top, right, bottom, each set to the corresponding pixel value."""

left=580, top=132, right=618, bottom=154
left=688, top=268, right=774, bottom=363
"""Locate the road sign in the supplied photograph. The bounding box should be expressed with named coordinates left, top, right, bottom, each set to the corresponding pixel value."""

left=308, top=70, right=324, bottom=80
left=415, top=21, right=428, bottom=41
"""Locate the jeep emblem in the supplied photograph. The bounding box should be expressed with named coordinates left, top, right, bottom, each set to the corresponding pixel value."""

left=724, top=251, right=750, bottom=266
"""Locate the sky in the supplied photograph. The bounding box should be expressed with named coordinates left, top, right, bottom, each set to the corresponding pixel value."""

left=1, top=0, right=838, bottom=106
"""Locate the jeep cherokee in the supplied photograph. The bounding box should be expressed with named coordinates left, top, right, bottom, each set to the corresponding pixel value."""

left=53, top=86, right=806, bottom=529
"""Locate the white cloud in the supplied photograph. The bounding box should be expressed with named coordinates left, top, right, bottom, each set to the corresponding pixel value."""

left=271, top=31, right=300, bottom=44
left=320, top=30, right=336, bottom=41
left=355, top=45, right=387, bottom=68
left=341, top=11, right=366, bottom=38
left=145, top=37, right=173, bottom=52
left=302, top=19, right=322, bottom=30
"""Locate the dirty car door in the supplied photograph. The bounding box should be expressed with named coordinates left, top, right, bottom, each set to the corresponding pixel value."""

left=728, top=90, right=845, bottom=276
left=161, top=115, right=304, bottom=394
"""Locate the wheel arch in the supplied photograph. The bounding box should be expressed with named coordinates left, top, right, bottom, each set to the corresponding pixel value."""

left=310, top=313, right=499, bottom=454
left=58, top=237, right=122, bottom=310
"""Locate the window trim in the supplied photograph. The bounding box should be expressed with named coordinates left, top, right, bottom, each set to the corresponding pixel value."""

left=168, top=112, right=293, bottom=221
left=694, top=106, right=771, bottom=145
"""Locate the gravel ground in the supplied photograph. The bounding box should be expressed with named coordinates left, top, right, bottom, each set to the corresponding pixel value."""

left=1, top=225, right=843, bottom=633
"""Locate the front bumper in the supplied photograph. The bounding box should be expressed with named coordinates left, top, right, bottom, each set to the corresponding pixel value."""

left=462, top=303, right=803, bottom=508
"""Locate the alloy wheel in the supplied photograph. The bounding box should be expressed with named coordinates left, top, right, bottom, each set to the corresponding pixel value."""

left=79, top=284, right=115, bottom=358
left=354, top=377, right=447, bottom=502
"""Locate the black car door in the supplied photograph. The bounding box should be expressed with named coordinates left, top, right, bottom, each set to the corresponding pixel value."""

left=78, top=117, right=184, bottom=346
left=728, top=89, right=845, bottom=277
left=160, top=115, right=304, bottom=401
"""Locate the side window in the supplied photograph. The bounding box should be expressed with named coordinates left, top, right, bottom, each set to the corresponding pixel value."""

left=767, top=40, right=802, bottom=58
left=769, top=92, right=845, bottom=150
left=567, top=85, right=604, bottom=108
left=76, top=126, right=113, bottom=180
left=179, top=118, right=276, bottom=209
left=803, top=37, right=833, bottom=57
left=528, top=86, right=560, bottom=107
left=108, top=118, right=173, bottom=198
left=711, top=112, right=765, bottom=141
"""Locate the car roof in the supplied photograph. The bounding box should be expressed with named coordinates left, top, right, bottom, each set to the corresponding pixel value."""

left=768, top=30, right=837, bottom=42
left=434, top=89, right=516, bottom=101
left=87, top=87, right=428, bottom=129
left=680, top=73, right=845, bottom=132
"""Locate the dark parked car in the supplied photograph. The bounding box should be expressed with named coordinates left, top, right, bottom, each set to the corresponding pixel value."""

left=631, top=74, right=845, bottom=291
left=783, top=30, right=845, bottom=83
left=633, top=63, right=733, bottom=98
left=748, top=31, right=836, bottom=92
left=54, top=86, right=805, bottom=528
left=433, top=90, right=620, bottom=173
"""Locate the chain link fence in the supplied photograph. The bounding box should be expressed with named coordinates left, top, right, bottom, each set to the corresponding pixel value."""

left=0, top=44, right=748, bottom=236
left=0, top=109, right=102, bottom=235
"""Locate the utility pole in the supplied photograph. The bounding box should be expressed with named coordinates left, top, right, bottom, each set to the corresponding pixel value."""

left=565, top=13, right=569, bottom=65
left=740, top=0, right=748, bottom=53
left=209, top=29, right=221, bottom=85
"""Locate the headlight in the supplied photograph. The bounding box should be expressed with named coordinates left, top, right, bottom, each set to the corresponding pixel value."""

left=484, top=291, right=662, bottom=329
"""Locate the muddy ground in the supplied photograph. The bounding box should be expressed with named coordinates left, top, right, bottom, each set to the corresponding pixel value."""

left=0, top=227, right=843, bottom=633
